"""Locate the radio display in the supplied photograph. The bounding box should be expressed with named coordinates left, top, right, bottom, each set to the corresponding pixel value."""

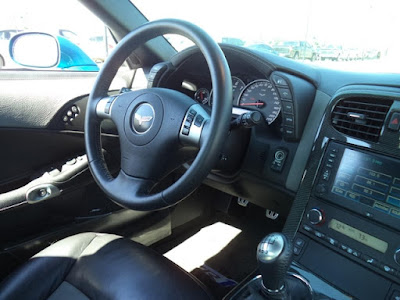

left=329, top=219, right=388, bottom=253
left=330, top=148, right=400, bottom=220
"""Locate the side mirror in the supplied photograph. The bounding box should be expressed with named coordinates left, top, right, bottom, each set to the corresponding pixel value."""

left=9, top=32, right=99, bottom=71
left=9, top=32, right=60, bottom=68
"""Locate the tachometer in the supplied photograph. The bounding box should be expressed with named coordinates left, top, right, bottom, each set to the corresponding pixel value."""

left=231, top=76, right=246, bottom=105
left=209, top=76, right=245, bottom=106
left=239, top=80, right=281, bottom=125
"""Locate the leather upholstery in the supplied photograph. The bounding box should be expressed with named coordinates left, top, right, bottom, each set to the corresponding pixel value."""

left=0, top=233, right=212, bottom=300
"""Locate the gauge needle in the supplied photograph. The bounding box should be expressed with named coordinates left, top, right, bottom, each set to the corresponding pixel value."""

left=240, top=102, right=265, bottom=107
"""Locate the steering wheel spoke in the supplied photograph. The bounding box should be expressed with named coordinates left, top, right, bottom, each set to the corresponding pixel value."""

left=95, top=96, right=118, bottom=119
left=179, top=104, right=210, bottom=147
left=107, top=171, right=158, bottom=210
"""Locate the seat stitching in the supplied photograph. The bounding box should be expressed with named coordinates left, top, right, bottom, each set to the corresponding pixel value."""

left=77, top=233, right=99, bottom=258
left=62, top=280, right=91, bottom=299
left=63, top=234, right=98, bottom=277
left=62, top=234, right=118, bottom=300
left=55, top=234, right=99, bottom=298
left=43, top=234, right=98, bottom=300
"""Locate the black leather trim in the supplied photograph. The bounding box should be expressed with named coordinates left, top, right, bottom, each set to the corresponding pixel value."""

left=0, top=232, right=212, bottom=300
left=0, top=71, right=129, bottom=130
left=0, top=233, right=96, bottom=300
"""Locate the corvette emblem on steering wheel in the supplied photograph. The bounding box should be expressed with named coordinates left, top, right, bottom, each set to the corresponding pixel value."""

left=132, top=103, right=155, bottom=134
left=135, top=114, right=153, bottom=125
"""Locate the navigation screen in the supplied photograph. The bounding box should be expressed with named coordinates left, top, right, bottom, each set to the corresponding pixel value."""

left=331, top=149, right=400, bottom=220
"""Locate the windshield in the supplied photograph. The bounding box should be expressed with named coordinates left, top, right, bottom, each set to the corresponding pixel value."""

left=278, top=42, right=299, bottom=47
left=133, top=0, right=400, bottom=74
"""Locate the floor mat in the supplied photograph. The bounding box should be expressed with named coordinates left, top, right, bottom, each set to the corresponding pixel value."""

left=192, top=265, right=237, bottom=299
left=161, top=203, right=283, bottom=298
left=205, top=204, right=284, bottom=283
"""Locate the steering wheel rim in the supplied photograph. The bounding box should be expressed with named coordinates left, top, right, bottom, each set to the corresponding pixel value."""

left=85, top=19, right=232, bottom=211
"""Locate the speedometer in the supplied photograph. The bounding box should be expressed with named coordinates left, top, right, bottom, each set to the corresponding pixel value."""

left=239, top=80, right=281, bottom=125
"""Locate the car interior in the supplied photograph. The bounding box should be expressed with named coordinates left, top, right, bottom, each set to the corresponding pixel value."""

left=0, top=0, right=400, bottom=299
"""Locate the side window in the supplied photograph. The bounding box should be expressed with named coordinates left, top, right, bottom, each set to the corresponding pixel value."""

left=131, top=68, right=148, bottom=90
left=0, top=1, right=116, bottom=71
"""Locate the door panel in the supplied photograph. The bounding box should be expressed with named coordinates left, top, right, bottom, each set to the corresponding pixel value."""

left=0, top=70, right=126, bottom=250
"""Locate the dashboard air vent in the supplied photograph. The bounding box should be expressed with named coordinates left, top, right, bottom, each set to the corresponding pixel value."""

left=331, top=97, right=392, bottom=142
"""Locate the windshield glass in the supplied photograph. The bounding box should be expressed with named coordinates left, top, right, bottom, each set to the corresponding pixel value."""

left=133, top=0, right=400, bottom=74
left=279, top=42, right=299, bottom=47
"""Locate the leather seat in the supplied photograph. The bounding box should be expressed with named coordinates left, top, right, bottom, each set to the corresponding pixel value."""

left=0, top=232, right=212, bottom=300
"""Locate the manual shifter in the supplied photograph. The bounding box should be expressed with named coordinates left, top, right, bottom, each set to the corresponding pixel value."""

left=228, top=232, right=312, bottom=299
left=257, top=233, right=293, bottom=293
left=257, top=233, right=293, bottom=297
left=256, top=233, right=312, bottom=300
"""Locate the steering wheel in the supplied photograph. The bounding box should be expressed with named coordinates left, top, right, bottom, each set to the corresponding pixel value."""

left=85, top=19, right=232, bottom=211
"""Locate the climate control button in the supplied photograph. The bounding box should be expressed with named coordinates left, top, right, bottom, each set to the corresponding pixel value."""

left=315, top=183, right=327, bottom=194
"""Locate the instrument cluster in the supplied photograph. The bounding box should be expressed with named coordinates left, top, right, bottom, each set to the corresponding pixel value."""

left=194, top=76, right=281, bottom=125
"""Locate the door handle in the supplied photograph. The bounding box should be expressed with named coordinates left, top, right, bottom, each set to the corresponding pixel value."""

left=26, top=184, right=61, bottom=203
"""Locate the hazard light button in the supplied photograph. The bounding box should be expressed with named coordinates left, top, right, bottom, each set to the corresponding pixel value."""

left=388, top=112, right=400, bottom=131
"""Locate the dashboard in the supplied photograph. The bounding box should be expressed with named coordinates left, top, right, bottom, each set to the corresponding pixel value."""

left=148, top=46, right=317, bottom=214
left=147, top=45, right=400, bottom=299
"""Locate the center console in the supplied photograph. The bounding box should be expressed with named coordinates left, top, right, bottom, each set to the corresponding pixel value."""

left=294, top=141, right=400, bottom=299
left=289, top=88, right=400, bottom=300
left=225, top=87, right=400, bottom=300
left=229, top=140, right=400, bottom=299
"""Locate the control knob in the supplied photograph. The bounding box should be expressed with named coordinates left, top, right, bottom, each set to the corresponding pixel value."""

left=395, top=248, right=400, bottom=266
left=307, top=208, right=324, bottom=225
left=230, top=111, right=263, bottom=129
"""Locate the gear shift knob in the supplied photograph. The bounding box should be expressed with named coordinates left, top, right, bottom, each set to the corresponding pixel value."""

left=257, top=232, right=293, bottom=292
left=231, top=233, right=311, bottom=299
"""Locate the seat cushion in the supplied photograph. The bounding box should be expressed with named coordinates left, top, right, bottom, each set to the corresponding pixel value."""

left=0, top=232, right=212, bottom=300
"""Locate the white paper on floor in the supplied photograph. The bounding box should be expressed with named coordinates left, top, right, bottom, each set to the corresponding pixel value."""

left=164, top=222, right=242, bottom=272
